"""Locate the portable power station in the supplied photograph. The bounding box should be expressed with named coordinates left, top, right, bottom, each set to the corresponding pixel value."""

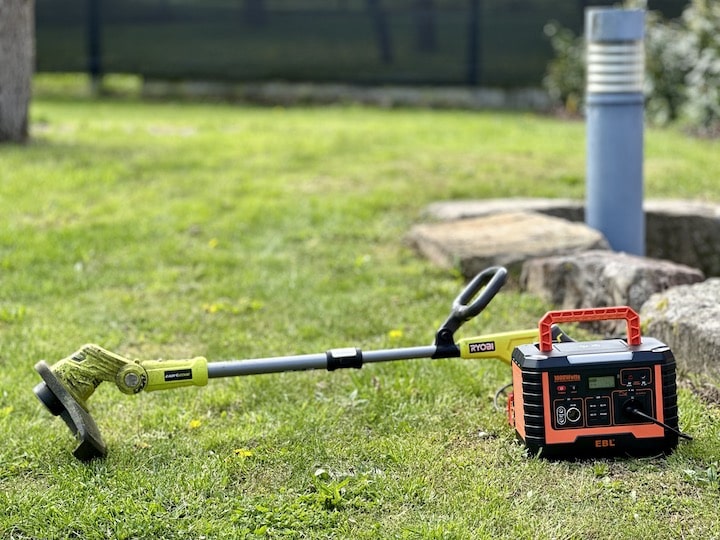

left=509, top=307, right=684, bottom=458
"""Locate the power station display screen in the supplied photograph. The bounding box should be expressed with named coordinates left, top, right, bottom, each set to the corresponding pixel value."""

left=588, top=375, right=616, bottom=390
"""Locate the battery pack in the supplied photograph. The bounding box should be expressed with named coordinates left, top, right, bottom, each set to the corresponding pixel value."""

left=509, top=307, right=679, bottom=458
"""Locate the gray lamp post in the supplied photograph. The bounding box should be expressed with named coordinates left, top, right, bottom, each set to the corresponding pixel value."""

left=585, top=8, right=646, bottom=255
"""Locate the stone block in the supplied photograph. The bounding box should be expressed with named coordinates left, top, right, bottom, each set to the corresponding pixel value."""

left=645, top=200, right=720, bottom=278
left=521, top=250, right=704, bottom=334
left=641, top=279, right=720, bottom=377
left=422, top=198, right=720, bottom=276
left=405, top=211, right=608, bottom=279
left=422, top=198, right=584, bottom=223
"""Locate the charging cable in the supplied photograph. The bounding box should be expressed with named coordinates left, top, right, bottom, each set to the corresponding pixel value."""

left=623, top=400, right=693, bottom=441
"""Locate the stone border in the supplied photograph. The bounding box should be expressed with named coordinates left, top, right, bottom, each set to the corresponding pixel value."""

left=405, top=211, right=608, bottom=278
left=422, top=198, right=720, bottom=277
left=142, top=80, right=553, bottom=111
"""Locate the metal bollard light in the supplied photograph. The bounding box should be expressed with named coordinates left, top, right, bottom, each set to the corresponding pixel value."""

left=585, top=8, right=645, bottom=255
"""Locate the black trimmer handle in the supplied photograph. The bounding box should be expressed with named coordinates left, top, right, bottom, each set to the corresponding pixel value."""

left=452, top=266, right=508, bottom=324
left=435, top=266, right=508, bottom=353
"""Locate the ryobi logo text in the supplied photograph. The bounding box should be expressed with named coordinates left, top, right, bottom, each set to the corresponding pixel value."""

left=469, top=341, right=496, bottom=353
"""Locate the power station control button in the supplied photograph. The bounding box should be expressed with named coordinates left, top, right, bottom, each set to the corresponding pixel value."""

left=566, top=406, right=582, bottom=423
left=556, top=406, right=567, bottom=426
left=587, top=396, right=612, bottom=426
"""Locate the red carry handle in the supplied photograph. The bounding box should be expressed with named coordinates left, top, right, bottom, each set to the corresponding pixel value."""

left=538, top=306, right=641, bottom=352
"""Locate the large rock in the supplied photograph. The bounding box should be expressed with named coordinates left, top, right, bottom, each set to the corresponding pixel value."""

left=422, top=198, right=720, bottom=276
left=521, top=250, right=705, bottom=334
left=641, top=279, right=720, bottom=377
left=405, top=211, right=608, bottom=279
left=422, top=198, right=584, bottom=223
left=645, top=200, right=720, bottom=278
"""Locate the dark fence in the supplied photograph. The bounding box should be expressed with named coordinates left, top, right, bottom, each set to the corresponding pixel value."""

left=35, top=0, right=687, bottom=88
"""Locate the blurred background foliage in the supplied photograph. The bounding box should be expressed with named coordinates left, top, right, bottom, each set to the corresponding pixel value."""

left=544, top=0, right=720, bottom=136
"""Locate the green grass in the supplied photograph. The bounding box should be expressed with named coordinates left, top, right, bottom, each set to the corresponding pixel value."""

left=1, top=88, right=719, bottom=538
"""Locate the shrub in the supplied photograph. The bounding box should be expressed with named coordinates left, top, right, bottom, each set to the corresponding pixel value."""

left=681, top=0, right=720, bottom=136
left=542, top=21, right=584, bottom=115
left=644, top=11, right=693, bottom=125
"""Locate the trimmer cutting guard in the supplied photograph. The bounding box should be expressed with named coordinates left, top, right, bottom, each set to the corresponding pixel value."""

left=34, top=361, right=107, bottom=461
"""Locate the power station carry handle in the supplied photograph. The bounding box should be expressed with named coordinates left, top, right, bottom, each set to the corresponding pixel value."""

left=538, top=306, right=641, bottom=352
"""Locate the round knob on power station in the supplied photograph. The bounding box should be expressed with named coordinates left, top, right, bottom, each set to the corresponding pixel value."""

left=566, top=407, right=582, bottom=423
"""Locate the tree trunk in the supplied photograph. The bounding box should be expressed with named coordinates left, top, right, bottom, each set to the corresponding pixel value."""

left=0, top=0, right=34, bottom=143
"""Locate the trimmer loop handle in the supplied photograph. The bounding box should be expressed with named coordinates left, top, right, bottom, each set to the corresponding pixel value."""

left=452, top=266, right=508, bottom=324
left=434, top=266, right=508, bottom=355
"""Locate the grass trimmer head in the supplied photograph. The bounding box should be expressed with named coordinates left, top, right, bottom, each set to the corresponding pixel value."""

left=34, top=341, right=210, bottom=461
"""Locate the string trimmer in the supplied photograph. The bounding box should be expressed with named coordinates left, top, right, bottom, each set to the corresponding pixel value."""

left=36, top=266, right=554, bottom=461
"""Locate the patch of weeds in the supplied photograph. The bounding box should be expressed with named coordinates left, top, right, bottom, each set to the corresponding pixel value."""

left=309, top=467, right=379, bottom=511
left=683, top=461, right=720, bottom=490
left=402, top=522, right=464, bottom=539
left=337, top=388, right=369, bottom=410
left=0, top=454, right=35, bottom=480
left=202, top=297, right=265, bottom=315
left=0, top=304, right=27, bottom=324
left=592, top=461, right=610, bottom=479
left=231, top=469, right=379, bottom=536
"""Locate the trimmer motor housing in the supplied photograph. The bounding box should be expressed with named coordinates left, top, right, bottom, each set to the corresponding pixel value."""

left=509, top=307, right=680, bottom=458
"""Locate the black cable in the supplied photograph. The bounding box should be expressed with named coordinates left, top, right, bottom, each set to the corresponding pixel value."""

left=624, top=404, right=693, bottom=441
left=493, top=381, right=513, bottom=412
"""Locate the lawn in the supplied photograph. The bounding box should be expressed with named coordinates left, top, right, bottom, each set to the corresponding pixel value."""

left=1, top=87, right=719, bottom=538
